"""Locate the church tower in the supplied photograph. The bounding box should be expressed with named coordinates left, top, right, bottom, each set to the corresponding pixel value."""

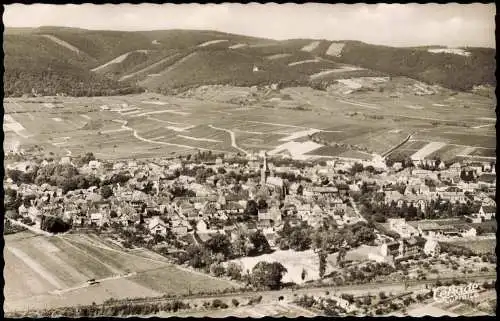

left=261, top=152, right=270, bottom=185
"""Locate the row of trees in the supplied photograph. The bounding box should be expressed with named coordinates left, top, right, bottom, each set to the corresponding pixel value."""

left=360, top=197, right=479, bottom=222
left=277, top=220, right=313, bottom=251
left=176, top=229, right=272, bottom=271
left=40, top=215, right=71, bottom=233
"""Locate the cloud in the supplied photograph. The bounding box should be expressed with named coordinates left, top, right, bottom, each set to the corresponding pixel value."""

left=3, top=3, right=495, bottom=48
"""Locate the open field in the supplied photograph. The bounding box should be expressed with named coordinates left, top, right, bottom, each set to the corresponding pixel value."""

left=3, top=83, right=495, bottom=161
left=443, top=238, right=496, bottom=255
left=168, top=302, right=317, bottom=318
left=4, top=231, right=239, bottom=312
left=227, top=249, right=335, bottom=284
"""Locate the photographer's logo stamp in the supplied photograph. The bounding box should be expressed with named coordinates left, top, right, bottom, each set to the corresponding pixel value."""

left=433, top=283, right=480, bottom=303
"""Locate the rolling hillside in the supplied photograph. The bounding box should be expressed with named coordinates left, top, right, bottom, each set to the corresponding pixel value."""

left=3, top=27, right=496, bottom=97
left=335, top=41, right=496, bottom=92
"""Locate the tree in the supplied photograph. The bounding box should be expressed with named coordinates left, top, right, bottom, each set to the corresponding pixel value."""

left=350, top=163, right=364, bottom=175
left=288, top=228, right=312, bottom=251
left=205, top=233, right=232, bottom=259
left=195, top=168, right=209, bottom=184
left=248, top=230, right=271, bottom=255
left=318, top=250, right=327, bottom=278
left=40, top=215, right=71, bottom=233
left=100, top=185, right=113, bottom=199
left=301, top=268, right=307, bottom=281
left=209, top=262, right=226, bottom=277
left=257, top=199, right=268, bottom=210
left=226, top=262, right=243, bottom=280
left=296, top=184, right=304, bottom=195
left=5, top=188, right=17, bottom=199
left=251, top=261, right=288, bottom=290
left=337, top=248, right=347, bottom=267
left=244, top=200, right=259, bottom=216
left=7, top=169, right=23, bottom=183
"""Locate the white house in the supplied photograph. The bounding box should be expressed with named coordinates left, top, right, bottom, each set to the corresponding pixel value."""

left=171, top=219, right=189, bottom=236
left=477, top=205, right=496, bottom=221
left=423, top=239, right=440, bottom=257
left=90, top=212, right=104, bottom=227
left=148, top=217, right=168, bottom=236
left=387, top=218, right=418, bottom=238
left=89, top=160, right=101, bottom=170
left=196, top=219, right=209, bottom=233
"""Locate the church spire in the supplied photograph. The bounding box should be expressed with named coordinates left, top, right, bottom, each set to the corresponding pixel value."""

left=261, top=152, right=270, bottom=185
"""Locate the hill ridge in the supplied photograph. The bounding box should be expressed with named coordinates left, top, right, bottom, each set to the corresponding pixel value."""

left=3, top=27, right=495, bottom=97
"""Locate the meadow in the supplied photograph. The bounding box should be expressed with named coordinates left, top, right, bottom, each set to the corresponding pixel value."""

left=3, top=81, right=495, bottom=162
left=3, top=231, right=239, bottom=312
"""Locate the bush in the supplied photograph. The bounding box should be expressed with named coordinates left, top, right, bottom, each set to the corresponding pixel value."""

left=226, top=262, right=243, bottom=280
left=209, top=262, right=226, bottom=277
left=231, top=299, right=239, bottom=307
left=248, top=295, right=263, bottom=305
left=212, top=299, right=228, bottom=309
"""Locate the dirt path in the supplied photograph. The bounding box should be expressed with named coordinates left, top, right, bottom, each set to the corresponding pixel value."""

left=41, top=34, right=81, bottom=54
left=337, top=99, right=380, bottom=110
left=91, top=50, right=149, bottom=72
left=115, top=120, right=223, bottom=152
left=6, top=218, right=53, bottom=236
left=208, top=125, right=250, bottom=155
left=120, top=53, right=181, bottom=81
left=348, top=197, right=367, bottom=222
left=50, top=272, right=138, bottom=295
left=246, top=120, right=308, bottom=129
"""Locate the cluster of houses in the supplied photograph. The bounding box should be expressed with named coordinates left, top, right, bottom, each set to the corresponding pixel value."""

left=5, top=148, right=496, bottom=261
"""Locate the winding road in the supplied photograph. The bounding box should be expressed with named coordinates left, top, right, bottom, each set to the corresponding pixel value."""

left=208, top=125, right=250, bottom=155
left=113, top=119, right=226, bottom=153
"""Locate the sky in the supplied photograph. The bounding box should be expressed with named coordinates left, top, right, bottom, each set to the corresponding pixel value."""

left=3, top=3, right=496, bottom=48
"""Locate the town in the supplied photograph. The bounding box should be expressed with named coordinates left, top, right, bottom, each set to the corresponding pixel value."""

left=4, top=142, right=497, bottom=317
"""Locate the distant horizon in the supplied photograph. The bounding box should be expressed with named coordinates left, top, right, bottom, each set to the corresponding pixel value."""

left=4, top=25, right=496, bottom=50
left=3, top=3, right=496, bottom=48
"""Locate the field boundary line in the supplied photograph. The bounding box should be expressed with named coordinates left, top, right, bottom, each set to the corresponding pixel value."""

left=7, top=246, right=66, bottom=290
left=60, top=235, right=172, bottom=265
left=56, top=235, right=125, bottom=276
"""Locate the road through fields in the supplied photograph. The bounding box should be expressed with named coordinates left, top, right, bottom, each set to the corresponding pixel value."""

left=209, top=124, right=250, bottom=155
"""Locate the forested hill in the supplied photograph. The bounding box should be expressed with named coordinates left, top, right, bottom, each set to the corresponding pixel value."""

left=3, top=27, right=496, bottom=97
left=335, top=42, right=496, bottom=92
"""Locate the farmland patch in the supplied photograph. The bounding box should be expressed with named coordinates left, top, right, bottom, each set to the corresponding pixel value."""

left=288, top=59, right=320, bottom=66
left=7, top=246, right=65, bottom=290
left=278, top=129, right=321, bottom=141
left=265, top=53, right=292, bottom=60
left=469, top=148, right=496, bottom=157
left=325, top=42, right=345, bottom=56
left=301, top=40, right=320, bottom=52
left=269, top=141, right=324, bottom=159
left=129, top=266, right=237, bottom=294
left=425, top=144, right=469, bottom=161
left=229, top=43, right=247, bottom=49
left=177, top=135, right=222, bottom=143
left=197, top=39, right=228, bottom=47
left=306, top=144, right=349, bottom=156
